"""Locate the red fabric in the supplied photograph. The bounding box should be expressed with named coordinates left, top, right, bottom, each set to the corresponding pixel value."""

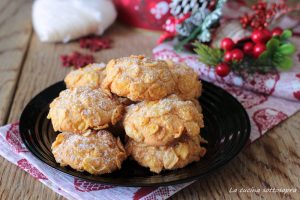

left=113, top=0, right=171, bottom=31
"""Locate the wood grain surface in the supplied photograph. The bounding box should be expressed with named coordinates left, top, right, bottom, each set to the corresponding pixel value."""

left=0, top=1, right=299, bottom=200
left=0, top=0, right=32, bottom=125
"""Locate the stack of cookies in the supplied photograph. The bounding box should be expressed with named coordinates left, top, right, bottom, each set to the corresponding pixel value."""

left=47, top=55, right=206, bottom=174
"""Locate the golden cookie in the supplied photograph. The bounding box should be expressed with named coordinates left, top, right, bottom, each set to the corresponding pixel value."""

left=123, top=95, right=204, bottom=146
left=102, top=55, right=176, bottom=101
left=47, top=87, right=123, bottom=133
left=52, top=131, right=127, bottom=175
left=191, top=98, right=202, bottom=113
left=166, top=60, right=202, bottom=100
left=126, top=135, right=206, bottom=173
left=64, top=63, right=106, bottom=89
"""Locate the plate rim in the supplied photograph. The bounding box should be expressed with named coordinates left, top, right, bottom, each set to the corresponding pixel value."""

left=19, top=80, right=251, bottom=187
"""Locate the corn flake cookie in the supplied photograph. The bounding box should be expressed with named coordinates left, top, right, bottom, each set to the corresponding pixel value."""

left=64, top=63, right=106, bottom=89
left=123, top=95, right=204, bottom=146
left=47, top=87, right=123, bottom=133
left=126, top=135, right=206, bottom=173
left=52, top=130, right=127, bottom=175
left=102, top=55, right=176, bottom=101
left=166, top=60, right=202, bottom=100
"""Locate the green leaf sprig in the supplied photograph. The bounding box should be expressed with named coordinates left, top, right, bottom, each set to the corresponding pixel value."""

left=193, top=41, right=223, bottom=66
left=257, top=30, right=296, bottom=71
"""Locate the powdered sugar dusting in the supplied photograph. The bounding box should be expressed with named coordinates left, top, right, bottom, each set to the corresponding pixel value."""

left=52, top=131, right=127, bottom=174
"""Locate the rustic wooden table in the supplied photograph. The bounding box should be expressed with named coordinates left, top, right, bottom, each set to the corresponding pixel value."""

left=0, top=0, right=299, bottom=199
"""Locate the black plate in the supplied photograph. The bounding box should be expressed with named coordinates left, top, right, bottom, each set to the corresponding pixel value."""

left=19, top=81, right=250, bottom=187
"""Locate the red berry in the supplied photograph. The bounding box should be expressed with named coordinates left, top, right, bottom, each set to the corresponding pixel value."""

left=231, top=49, right=244, bottom=61
left=224, top=51, right=232, bottom=62
left=243, top=42, right=254, bottom=55
left=215, top=63, right=230, bottom=77
left=221, top=38, right=235, bottom=51
left=262, top=29, right=272, bottom=42
left=251, top=29, right=268, bottom=44
left=272, top=27, right=283, bottom=36
left=253, top=43, right=266, bottom=58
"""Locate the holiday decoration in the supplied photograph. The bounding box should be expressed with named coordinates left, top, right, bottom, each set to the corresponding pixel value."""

left=271, top=27, right=283, bottom=37
left=60, top=52, right=94, bottom=69
left=253, top=43, right=266, bottom=58
left=157, top=13, right=191, bottom=44
left=79, top=36, right=112, bottom=52
left=194, top=28, right=296, bottom=77
left=154, top=0, right=300, bottom=102
left=220, top=37, right=235, bottom=51
left=211, top=20, right=251, bottom=49
left=239, top=1, right=288, bottom=30
left=113, top=0, right=172, bottom=31
left=215, top=63, right=230, bottom=77
left=243, top=42, right=254, bottom=55
left=230, top=49, right=244, bottom=62
left=60, top=34, right=112, bottom=69
left=251, top=29, right=271, bottom=44
left=192, top=1, right=298, bottom=77
left=158, top=0, right=227, bottom=51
